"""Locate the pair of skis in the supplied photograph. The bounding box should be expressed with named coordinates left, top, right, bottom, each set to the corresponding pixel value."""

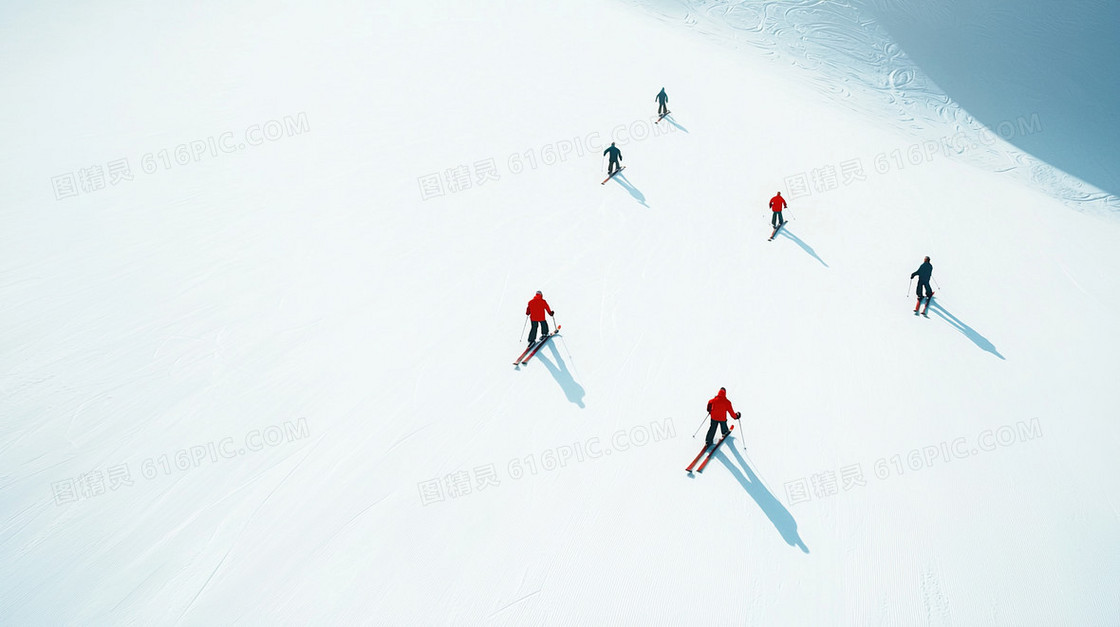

left=601, top=166, right=626, bottom=185
left=914, top=295, right=933, bottom=317
left=768, top=221, right=786, bottom=241
left=655, top=109, right=671, bottom=123
left=686, top=424, right=735, bottom=473
left=512, top=325, right=561, bottom=366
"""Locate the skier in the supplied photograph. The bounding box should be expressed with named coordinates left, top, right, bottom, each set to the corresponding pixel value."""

left=655, top=88, right=669, bottom=116
left=603, top=142, right=623, bottom=175
left=769, top=191, right=787, bottom=228
left=705, top=387, right=741, bottom=448
left=525, top=291, right=555, bottom=345
left=911, top=256, right=934, bottom=313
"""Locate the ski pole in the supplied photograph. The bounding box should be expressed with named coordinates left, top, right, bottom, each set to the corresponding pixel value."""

left=907, top=276, right=914, bottom=296
left=933, top=277, right=941, bottom=291
left=520, top=315, right=529, bottom=341
left=692, top=413, right=711, bottom=438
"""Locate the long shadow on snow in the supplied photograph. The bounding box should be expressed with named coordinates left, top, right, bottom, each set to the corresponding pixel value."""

left=611, top=174, right=649, bottom=207
left=926, top=299, right=1005, bottom=360
left=662, top=114, right=689, bottom=133
left=714, top=440, right=809, bottom=553
left=535, top=340, right=586, bottom=408
left=777, top=227, right=829, bottom=267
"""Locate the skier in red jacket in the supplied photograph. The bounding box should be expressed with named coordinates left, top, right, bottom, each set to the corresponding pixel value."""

left=705, top=387, right=741, bottom=448
left=525, top=291, right=555, bottom=345
left=769, top=191, right=787, bottom=228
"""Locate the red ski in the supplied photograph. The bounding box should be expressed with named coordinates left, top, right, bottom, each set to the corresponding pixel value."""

left=601, top=166, right=625, bottom=184
left=517, top=325, right=561, bottom=365
left=686, top=444, right=708, bottom=473
left=913, top=294, right=934, bottom=316
left=655, top=110, right=671, bottom=123
left=696, top=424, right=735, bottom=472
left=687, top=424, right=734, bottom=473
left=512, top=341, right=538, bottom=365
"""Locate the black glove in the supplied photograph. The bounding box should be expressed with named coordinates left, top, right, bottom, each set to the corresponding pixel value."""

left=549, top=311, right=555, bottom=316
left=736, top=412, right=742, bottom=419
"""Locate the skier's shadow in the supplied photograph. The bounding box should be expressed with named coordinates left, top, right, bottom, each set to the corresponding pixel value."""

left=927, top=300, right=1005, bottom=360
left=611, top=174, right=649, bottom=207
left=536, top=340, right=586, bottom=408
left=663, top=114, right=689, bottom=133
left=715, top=441, right=810, bottom=553
left=778, top=227, right=829, bottom=267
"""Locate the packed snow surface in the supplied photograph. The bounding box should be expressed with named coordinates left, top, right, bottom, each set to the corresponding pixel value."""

left=1, top=0, right=1118, bottom=624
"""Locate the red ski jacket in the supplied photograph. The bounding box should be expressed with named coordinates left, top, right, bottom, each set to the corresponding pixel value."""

left=707, top=389, right=737, bottom=422
left=769, top=194, right=787, bottom=212
left=526, top=295, right=553, bottom=321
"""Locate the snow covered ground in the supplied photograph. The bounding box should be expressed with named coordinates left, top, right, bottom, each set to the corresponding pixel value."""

left=2, top=0, right=1118, bottom=624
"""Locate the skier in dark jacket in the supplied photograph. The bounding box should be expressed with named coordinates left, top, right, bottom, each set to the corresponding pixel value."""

left=604, top=142, right=623, bottom=175
left=525, top=291, right=555, bottom=344
left=705, top=388, right=741, bottom=448
left=911, top=256, right=934, bottom=312
left=655, top=88, right=669, bottom=116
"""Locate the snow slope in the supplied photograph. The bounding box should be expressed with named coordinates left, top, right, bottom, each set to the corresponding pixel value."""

left=2, top=0, right=1118, bottom=624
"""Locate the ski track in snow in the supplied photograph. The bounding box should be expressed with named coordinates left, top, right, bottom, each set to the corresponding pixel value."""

left=174, top=433, right=324, bottom=623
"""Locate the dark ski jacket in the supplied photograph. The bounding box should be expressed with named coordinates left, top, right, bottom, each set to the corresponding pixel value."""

left=706, top=389, right=737, bottom=422
left=911, top=261, right=933, bottom=282
left=526, top=294, right=554, bottom=321
left=603, top=145, right=622, bottom=162
left=656, top=89, right=668, bottom=104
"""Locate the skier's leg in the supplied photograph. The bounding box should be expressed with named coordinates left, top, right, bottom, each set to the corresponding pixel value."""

left=528, top=321, right=539, bottom=344
left=705, top=420, right=718, bottom=447
left=541, top=320, right=549, bottom=336
left=720, top=421, right=729, bottom=437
